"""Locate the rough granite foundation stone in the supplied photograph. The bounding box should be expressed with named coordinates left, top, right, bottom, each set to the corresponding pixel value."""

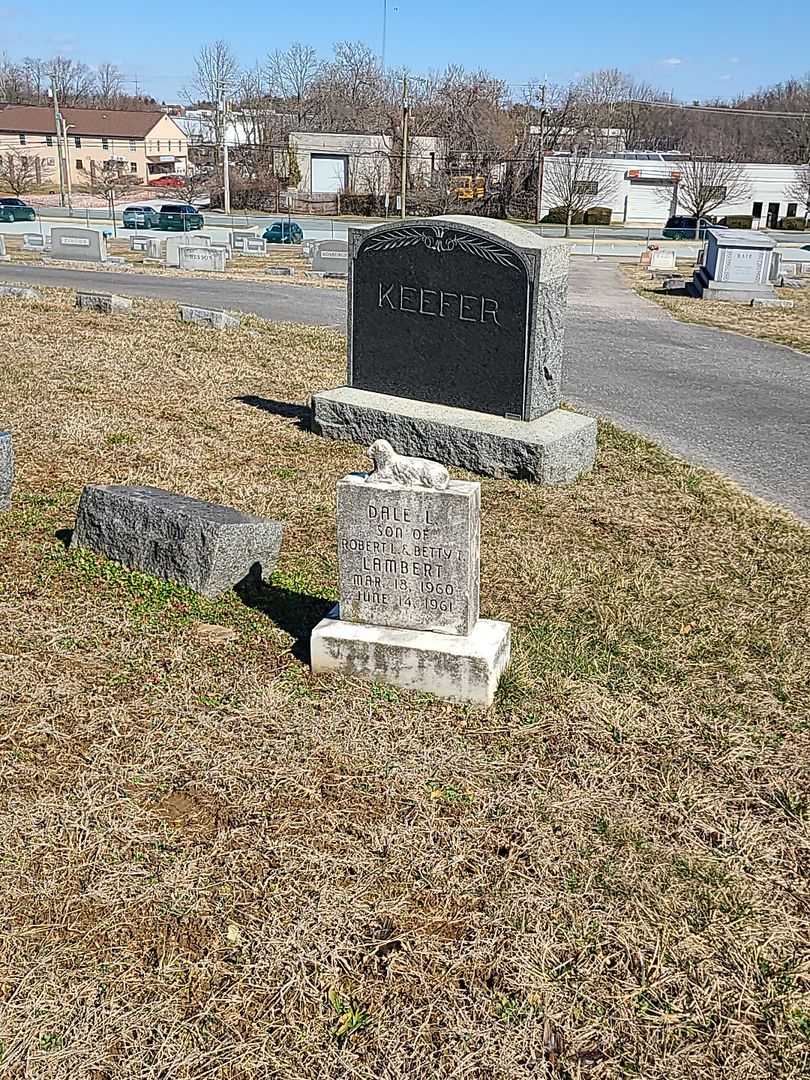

left=311, top=606, right=511, bottom=707
left=76, top=291, right=133, bottom=314
left=312, top=386, right=596, bottom=483
left=0, top=284, right=40, bottom=301
left=180, top=306, right=240, bottom=330
left=71, top=484, right=283, bottom=597
left=0, top=431, right=13, bottom=511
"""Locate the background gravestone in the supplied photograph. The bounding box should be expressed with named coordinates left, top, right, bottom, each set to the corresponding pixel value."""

left=313, top=239, right=349, bottom=274
left=312, top=215, right=596, bottom=484
left=178, top=246, right=227, bottom=272
left=50, top=227, right=106, bottom=263
left=0, top=235, right=8, bottom=261
left=692, top=229, right=778, bottom=302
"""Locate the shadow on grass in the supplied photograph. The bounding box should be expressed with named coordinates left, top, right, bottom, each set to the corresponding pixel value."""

left=235, top=567, right=333, bottom=664
left=55, top=528, right=73, bottom=549
left=235, top=395, right=311, bottom=430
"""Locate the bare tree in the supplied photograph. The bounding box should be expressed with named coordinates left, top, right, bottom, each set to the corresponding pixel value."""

left=186, top=40, right=240, bottom=154
left=543, top=153, right=620, bottom=235
left=787, top=164, right=810, bottom=218
left=266, top=42, right=320, bottom=129
left=0, top=152, right=38, bottom=194
left=672, top=158, right=750, bottom=225
left=95, top=63, right=125, bottom=108
left=47, top=55, right=97, bottom=106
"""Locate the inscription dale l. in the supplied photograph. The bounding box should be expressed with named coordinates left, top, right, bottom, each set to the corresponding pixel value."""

left=337, top=471, right=480, bottom=636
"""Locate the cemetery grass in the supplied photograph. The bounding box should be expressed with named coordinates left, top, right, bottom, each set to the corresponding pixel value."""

left=622, top=264, right=810, bottom=354
left=1, top=288, right=809, bottom=1080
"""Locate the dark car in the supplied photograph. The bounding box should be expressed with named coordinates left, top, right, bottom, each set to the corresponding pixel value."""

left=122, top=205, right=160, bottom=229
left=0, top=197, right=36, bottom=223
left=662, top=216, right=726, bottom=240
left=263, top=220, right=304, bottom=244
left=156, top=203, right=204, bottom=231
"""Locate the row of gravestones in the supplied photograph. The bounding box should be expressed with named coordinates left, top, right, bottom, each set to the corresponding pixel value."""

left=1, top=213, right=598, bottom=706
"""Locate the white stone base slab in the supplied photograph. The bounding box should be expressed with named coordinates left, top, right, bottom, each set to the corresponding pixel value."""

left=311, top=606, right=511, bottom=707
left=311, top=386, right=596, bottom=484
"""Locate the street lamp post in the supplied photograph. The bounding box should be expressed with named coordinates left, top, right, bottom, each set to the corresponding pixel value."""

left=46, top=75, right=66, bottom=208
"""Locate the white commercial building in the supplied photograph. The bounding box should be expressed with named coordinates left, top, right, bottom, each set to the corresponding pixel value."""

left=538, top=152, right=808, bottom=227
left=289, top=131, right=443, bottom=195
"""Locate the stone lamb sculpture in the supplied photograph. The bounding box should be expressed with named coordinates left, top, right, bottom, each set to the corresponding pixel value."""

left=366, top=439, right=449, bottom=490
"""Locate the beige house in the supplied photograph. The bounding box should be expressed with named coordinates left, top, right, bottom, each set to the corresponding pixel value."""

left=0, top=105, right=188, bottom=189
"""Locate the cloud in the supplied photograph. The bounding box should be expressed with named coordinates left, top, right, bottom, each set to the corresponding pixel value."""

left=661, top=57, right=683, bottom=66
left=729, top=56, right=741, bottom=63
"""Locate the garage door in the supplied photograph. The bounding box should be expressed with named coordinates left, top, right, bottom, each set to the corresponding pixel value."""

left=311, top=155, right=348, bottom=193
left=627, top=180, right=675, bottom=224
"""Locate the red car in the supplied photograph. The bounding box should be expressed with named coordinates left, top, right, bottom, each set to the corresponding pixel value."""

left=148, top=175, right=185, bottom=188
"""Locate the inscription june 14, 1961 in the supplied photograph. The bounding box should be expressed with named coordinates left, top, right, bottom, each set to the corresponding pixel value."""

left=337, top=473, right=480, bottom=636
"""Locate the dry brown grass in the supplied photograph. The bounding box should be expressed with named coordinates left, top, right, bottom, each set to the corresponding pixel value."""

left=1, top=289, right=809, bottom=1080
left=622, top=264, right=810, bottom=354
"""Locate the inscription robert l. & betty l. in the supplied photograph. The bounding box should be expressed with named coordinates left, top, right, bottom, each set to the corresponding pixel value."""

left=378, top=282, right=501, bottom=325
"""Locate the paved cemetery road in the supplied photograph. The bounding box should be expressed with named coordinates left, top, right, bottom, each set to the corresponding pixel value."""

left=0, top=263, right=346, bottom=328
left=2, top=261, right=809, bottom=520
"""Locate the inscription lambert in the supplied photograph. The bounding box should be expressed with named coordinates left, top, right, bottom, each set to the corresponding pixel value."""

left=378, top=282, right=501, bottom=325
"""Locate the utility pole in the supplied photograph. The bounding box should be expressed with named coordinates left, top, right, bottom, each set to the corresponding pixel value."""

left=381, top=0, right=388, bottom=71
left=535, top=83, right=546, bottom=225
left=47, top=75, right=66, bottom=208
left=61, top=117, right=73, bottom=212
left=400, top=75, right=409, bottom=220
left=219, top=88, right=231, bottom=216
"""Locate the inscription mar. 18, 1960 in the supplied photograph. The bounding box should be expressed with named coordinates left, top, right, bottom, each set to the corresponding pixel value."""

left=350, top=223, right=531, bottom=418
left=337, top=473, right=480, bottom=636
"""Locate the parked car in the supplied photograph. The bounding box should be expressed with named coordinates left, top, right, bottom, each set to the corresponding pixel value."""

left=263, top=220, right=304, bottom=244
left=662, top=216, right=726, bottom=240
left=0, top=197, right=36, bottom=223
left=156, top=203, right=204, bottom=231
left=122, top=205, right=160, bottom=229
left=149, top=175, right=185, bottom=189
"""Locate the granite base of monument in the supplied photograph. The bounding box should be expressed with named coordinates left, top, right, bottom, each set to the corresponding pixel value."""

left=311, top=386, right=596, bottom=484
left=690, top=266, right=777, bottom=303
left=311, top=606, right=511, bottom=707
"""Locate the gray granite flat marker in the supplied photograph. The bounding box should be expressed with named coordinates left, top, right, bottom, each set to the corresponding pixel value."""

left=311, top=214, right=595, bottom=484
left=311, top=441, right=510, bottom=706
left=50, top=226, right=107, bottom=263
left=180, top=305, right=240, bottom=329
left=76, top=291, right=133, bottom=314
left=751, top=296, right=794, bottom=309
left=71, top=484, right=283, bottom=597
left=178, top=246, right=227, bottom=272
left=0, top=284, right=40, bottom=301
left=0, top=431, right=13, bottom=511
left=23, top=233, right=48, bottom=251
left=266, top=266, right=293, bottom=276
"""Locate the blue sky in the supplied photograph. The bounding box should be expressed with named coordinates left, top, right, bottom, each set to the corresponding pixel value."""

left=1, top=0, right=806, bottom=101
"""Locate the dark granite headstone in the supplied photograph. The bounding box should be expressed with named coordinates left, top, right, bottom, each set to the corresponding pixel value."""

left=348, top=216, right=569, bottom=421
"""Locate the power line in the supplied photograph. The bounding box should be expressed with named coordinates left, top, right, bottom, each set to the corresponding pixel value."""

left=625, top=97, right=810, bottom=119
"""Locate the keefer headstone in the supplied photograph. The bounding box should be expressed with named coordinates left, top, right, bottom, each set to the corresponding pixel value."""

left=311, top=441, right=510, bottom=706
left=50, top=227, right=107, bottom=263
left=71, top=485, right=284, bottom=597
left=312, top=239, right=349, bottom=274
left=180, top=305, right=240, bottom=329
left=0, top=431, right=13, bottom=511
left=692, top=229, right=778, bottom=301
left=311, top=215, right=596, bottom=484
left=178, top=246, right=227, bottom=272
left=76, top=291, right=133, bottom=314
